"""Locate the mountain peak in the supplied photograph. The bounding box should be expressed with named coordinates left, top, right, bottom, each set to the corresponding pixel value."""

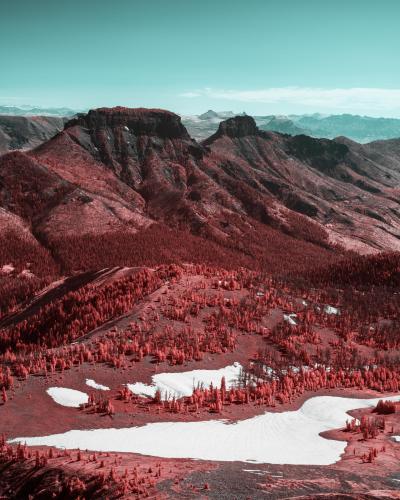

left=218, top=115, right=258, bottom=137
left=199, top=110, right=220, bottom=120
left=203, top=115, right=259, bottom=144
left=65, top=106, right=190, bottom=139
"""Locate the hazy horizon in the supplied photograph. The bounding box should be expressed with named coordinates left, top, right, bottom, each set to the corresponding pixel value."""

left=3, top=103, right=400, bottom=121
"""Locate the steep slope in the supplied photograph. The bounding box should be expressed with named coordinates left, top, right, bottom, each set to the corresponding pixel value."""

left=0, top=151, right=74, bottom=223
left=32, top=107, right=224, bottom=240
left=36, top=108, right=280, bottom=243
left=203, top=116, right=400, bottom=253
left=0, top=206, right=58, bottom=319
left=0, top=115, right=67, bottom=155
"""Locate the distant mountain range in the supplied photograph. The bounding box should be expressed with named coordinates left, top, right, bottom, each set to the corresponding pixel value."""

left=0, top=105, right=77, bottom=117
left=2, top=106, right=400, bottom=143
left=183, top=111, right=400, bottom=143
left=2, top=106, right=400, bottom=158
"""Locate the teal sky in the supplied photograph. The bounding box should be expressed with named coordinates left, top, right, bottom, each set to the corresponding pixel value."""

left=1, top=0, right=400, bottom=116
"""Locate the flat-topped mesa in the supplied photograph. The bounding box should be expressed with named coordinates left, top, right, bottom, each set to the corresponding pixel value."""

left=65, top=106, right=191, bottom=140
left=203, top=115, right=260, bottom=145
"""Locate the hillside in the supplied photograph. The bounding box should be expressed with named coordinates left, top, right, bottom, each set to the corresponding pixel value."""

left=0, top=115, right=67, bottom=155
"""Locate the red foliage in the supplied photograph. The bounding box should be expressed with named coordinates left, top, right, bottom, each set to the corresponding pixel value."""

left=373, top=400, right=396, bottom=415
left=309, top=252, right=400, bottom=289
left=0, top=230, right=58, bottom=319
left=0, top=267, right=172, bottom=352
left=47, top=225, right=256, bottom=274
left=0, top=436, right=163, bottom=498
left=0, top=151, right=74, bottom=222
left=283, top=210, right=330, bottom=248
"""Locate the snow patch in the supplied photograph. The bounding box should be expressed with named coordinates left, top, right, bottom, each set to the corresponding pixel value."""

left=324, top=305, right=340, bottom=315
left=283, top=313, right=297, bottom=325
left=128, top=363, right=242, bottom=400
left=85, top=379, right=110, bottom=391
left=243, top=469, right=267, bottom=476
left=12, top=395, right=400, bottom=465
left=46, top=387, right=88, bottom=408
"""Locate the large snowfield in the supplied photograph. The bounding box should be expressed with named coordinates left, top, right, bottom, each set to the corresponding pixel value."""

left=13, top=394, right=400, bottom=465
left=127, top=362, right=243, bottom=400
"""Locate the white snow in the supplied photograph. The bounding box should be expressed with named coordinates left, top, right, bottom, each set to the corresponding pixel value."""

left=243, top=469, right=266, bottom=476
left=11, top=394, right=400, bottom=465
left=393, top=436, right=400, bottom=443
left=46, top=387, right=89, bottom=408
left=128, top=363, right=242, bottom=400
left=324, top=305, right=340, bottom=315
left=85, top=379, right=110, bottom=391
left=283, top=313, right=297, bottom=325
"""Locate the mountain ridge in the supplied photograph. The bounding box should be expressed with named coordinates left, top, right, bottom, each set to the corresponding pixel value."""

left=1, top=107, right=400, bottom=293
left=182, top=111, right=400, bottom=143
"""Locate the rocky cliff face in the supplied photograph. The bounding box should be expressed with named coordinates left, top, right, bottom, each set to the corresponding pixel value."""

left=201, top=115, right=400, bottom=253
left=67, top=107, right=190, bottom=140
left=204, top=115, right=260, bottom=144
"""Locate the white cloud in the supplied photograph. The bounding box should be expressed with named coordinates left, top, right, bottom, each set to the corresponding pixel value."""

left=180, top=87, right=400, bottom=115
